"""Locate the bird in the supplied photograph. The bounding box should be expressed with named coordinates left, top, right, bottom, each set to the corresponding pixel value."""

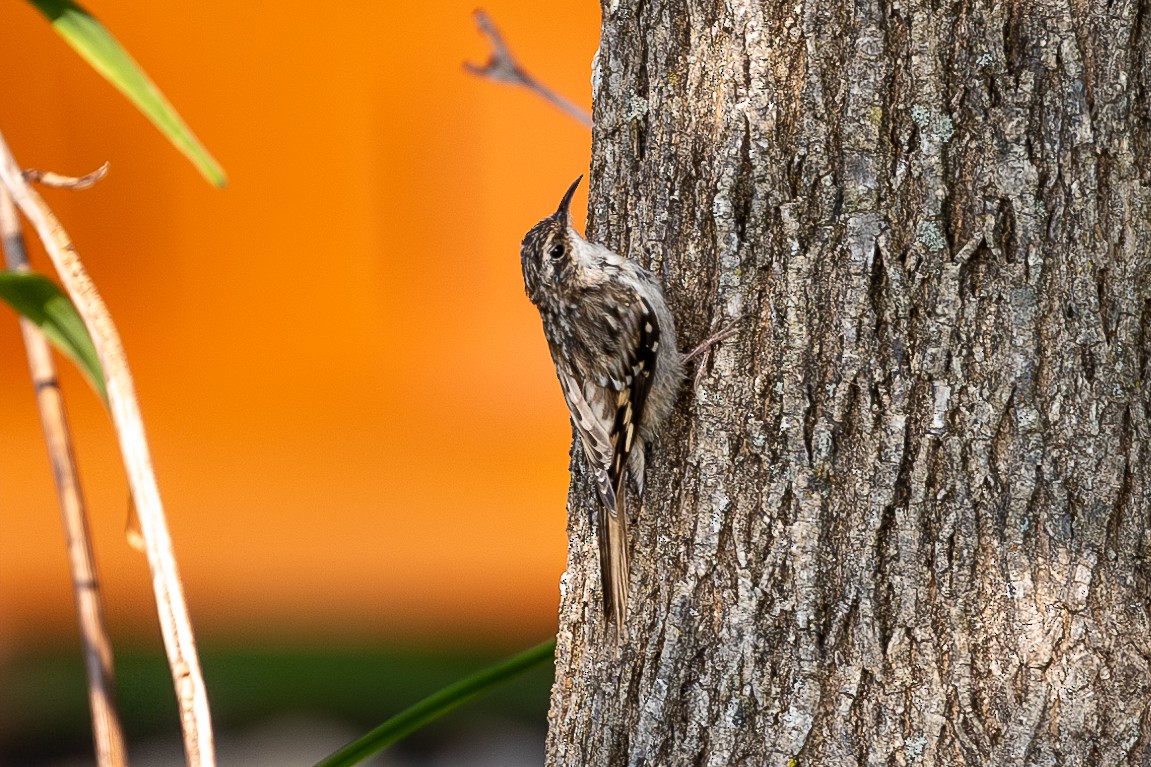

left=520, top=175, right=684, bottom=638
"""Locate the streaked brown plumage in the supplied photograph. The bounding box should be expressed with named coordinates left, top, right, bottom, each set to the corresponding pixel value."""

left=521, top=176, right=683, bottom=639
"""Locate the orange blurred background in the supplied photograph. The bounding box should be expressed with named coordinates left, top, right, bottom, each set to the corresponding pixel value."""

left=0, top=1, right=598, bottom=648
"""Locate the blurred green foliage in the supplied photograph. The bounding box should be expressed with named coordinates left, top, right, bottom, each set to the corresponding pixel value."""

left=1, top=642, right=554, bottom=763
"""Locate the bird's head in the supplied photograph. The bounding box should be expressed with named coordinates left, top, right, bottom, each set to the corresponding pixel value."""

left=520, top=175, right=585, bottom=307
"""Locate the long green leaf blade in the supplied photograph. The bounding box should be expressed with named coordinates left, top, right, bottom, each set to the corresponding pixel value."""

left=313, top=639, right=557, bottom=767
left=0, top=271, right=107, bottom=402
left=26, top=0, right=227, bottom=187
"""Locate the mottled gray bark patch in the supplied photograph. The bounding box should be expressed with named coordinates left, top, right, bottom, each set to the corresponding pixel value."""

left=547, top=1, right=1151, bottom=765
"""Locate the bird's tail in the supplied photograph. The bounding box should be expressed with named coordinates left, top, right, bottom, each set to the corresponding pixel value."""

left=599, top=493, right=630, bottom=642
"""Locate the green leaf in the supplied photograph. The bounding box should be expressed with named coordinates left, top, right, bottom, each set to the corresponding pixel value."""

left=313, top=639, right=557, bottom=767
left=26, top=0, right=227, bottom=188
left=0, top=271, right=107, bottom=402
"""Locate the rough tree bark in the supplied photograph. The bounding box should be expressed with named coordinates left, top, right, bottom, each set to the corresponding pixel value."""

left=546, top=1, right=1151, bottom=765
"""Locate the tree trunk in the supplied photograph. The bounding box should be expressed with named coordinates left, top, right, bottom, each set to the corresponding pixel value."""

left=545, top=1, right=1151, bottom=764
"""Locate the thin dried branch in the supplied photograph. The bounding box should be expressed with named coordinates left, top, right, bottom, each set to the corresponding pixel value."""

left=465, top=9, right=592, bottom=128
left=23, top=162, right=110, bottom=190
left=0, top=185, right=128, bottom=767
left=682, top=320, right=742, bottom=387
left=0, top=132, right=216, bottom=767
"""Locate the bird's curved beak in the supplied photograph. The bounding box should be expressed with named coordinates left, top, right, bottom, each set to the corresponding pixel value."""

left=555, top=175, right=583, bottom=225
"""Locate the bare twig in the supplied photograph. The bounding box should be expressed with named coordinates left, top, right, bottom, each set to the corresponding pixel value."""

left=465, top=9, right=592, bottom=128
left=684, top=319, right=742, bottom=388
left=0, top=186, right=128, bottom=767
left=0, top=131, right=216, bottom=767
left=23, top=161, right=110, bottom=190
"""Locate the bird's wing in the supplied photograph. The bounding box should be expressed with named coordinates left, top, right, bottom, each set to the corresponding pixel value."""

left=554, top=291, right=660, bottom=633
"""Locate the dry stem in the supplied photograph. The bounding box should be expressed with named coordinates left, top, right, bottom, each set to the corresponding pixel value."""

left=0, top=135, right=215, bottom=767
left=0, top=184, right=129, bottom=767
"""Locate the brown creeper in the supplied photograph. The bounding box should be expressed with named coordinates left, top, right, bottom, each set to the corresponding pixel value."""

left=521, top=176, right=684, bottom=637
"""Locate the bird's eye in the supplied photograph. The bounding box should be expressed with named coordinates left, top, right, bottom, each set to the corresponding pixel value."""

left=548, top=243, right=566, bottom=259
